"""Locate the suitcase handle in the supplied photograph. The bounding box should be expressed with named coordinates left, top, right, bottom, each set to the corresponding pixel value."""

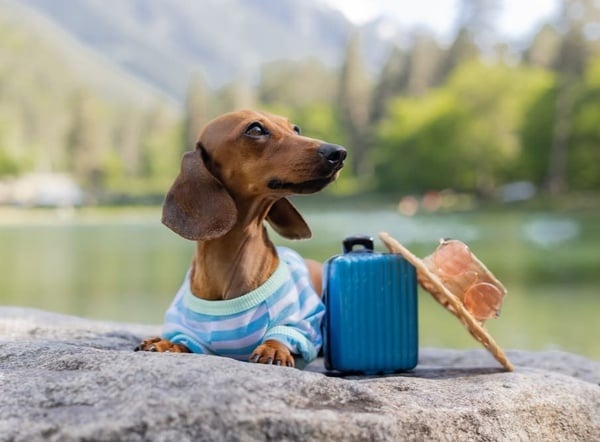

left=343, top=235, right=374, bottom=254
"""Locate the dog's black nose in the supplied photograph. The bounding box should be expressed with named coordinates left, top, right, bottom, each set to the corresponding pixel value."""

left=318, top=143, right=347, bottom=166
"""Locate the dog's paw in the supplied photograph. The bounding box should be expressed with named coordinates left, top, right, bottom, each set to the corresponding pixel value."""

left=249, top=339, right=295, bottom=367
left=134, top=337, right=189, bottom=353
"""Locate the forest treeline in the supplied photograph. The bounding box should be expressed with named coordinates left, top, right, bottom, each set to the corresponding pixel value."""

left=1, top=0, right=599, bottom=201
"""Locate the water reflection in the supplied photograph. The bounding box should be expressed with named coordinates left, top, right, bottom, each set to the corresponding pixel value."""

left=304, top=210, right=480, bottom=244
left=522, top=217, right=579, bottom=247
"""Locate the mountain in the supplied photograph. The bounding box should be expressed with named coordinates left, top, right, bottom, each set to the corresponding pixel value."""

left=14, top=0, right=405, bottom=101
left=0, top=0, right=182, bottom=181
left=0, top=0, right=176, bottom=109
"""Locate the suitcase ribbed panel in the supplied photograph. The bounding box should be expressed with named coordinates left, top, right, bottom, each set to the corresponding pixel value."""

left=324, top=251, right=418, bottom=373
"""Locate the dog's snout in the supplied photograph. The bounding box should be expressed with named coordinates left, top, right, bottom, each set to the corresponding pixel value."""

left=318, top=143, right=347, bottom=166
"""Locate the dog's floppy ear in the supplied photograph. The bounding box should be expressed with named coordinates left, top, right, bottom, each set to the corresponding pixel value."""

left=162, top=149, right=237, bottom=241
left=266, top=198, right=312, bottom=240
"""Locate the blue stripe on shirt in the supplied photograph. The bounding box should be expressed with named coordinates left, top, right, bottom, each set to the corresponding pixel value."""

left=161, top=247, right=324, bottom=364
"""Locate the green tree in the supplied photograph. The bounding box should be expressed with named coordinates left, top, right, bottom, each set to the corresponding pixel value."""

left=337, top=33, right=372, bottom=179
left=403, top=30, right=444, bottom=96
left=112, top=107, right=142, bottom=177
left=568, top=57, right=600, bottom=190
left=0, top=111, right=24, bottom=176
left=0, top=142, right=20, bottom=176
left=183, top=72, right=209, bottom=150
left=139, top=102, right=181, bottom=187
left=518, top=86, right=558, bottom=187
left=439, top=27, right=480, bottom=81
left=259, top=59, right=337, bottom=108
left=374, top=61, right=554, bottom=195
left=545, top=0, right=599, bottom=194
left=66, top=89, right=109, bottom=191
left=524, top=24, right=561, bottom=69
left=370, top=47, right=407, bottom=123
left=374, top=91, right=465, bottom=193
left=214, top=76, right=256, bottom=116
left=455, top=0, right=501, bottom=54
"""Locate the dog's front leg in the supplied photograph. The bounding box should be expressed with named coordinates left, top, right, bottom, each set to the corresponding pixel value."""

left=135, top=337, right=190, bottom=353
left=250, top=339, right=295, bottom=367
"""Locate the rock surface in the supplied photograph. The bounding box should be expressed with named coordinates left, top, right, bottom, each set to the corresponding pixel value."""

left=0, top=307, right=598, bottom=441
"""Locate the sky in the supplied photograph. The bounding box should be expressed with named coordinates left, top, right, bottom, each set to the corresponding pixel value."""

left=320, top=0, right=561, bottom=41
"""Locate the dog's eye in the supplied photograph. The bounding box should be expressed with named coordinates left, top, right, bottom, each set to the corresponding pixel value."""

left=293, top=125, right=301, bottom=135
left=244, top=122, right=269, bottom=138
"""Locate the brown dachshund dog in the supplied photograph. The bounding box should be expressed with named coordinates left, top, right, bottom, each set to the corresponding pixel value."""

left=136, top=110, right=345, bottom=367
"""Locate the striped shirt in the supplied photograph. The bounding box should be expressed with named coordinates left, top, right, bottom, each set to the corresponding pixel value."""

left=161, top=247, right=325, bottom=363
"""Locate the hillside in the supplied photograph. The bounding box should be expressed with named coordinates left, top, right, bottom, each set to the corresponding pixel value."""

left=0, top=0, right=181, bottom=183
left=14, top=0, right=403, bottom=99
left=0, top=0, right=176, bottom=108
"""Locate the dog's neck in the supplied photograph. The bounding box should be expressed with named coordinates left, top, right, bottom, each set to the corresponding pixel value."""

left=189, top=199, right=279, bottom=301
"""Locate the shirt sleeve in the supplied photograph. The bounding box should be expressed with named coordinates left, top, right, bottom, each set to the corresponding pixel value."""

left=161, top=269, right=209, bottom=354
left=264, top=247, right=326, bottom=363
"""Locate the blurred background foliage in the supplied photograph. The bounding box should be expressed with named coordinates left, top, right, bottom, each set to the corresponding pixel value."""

left=0, top=0, right=598, bottom=203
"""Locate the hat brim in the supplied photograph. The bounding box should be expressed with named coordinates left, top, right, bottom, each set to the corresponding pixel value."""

left=379, top=232, right=514, bottom=372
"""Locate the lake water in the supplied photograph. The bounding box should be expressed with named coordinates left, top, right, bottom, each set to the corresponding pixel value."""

left=1, top=205, right=598, bottom=359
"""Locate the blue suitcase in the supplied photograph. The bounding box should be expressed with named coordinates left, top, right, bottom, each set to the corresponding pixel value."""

left=323, top=236, right=418, bottom=374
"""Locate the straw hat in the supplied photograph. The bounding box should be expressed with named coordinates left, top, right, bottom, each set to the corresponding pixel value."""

left=379, top=232, right=514, bottom=371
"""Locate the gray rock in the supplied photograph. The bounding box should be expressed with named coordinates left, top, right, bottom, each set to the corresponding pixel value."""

left=0, top=307, right=598, bottom=441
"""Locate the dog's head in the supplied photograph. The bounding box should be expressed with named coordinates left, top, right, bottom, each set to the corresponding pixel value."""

left=162, top=110, right=346, bottom=241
